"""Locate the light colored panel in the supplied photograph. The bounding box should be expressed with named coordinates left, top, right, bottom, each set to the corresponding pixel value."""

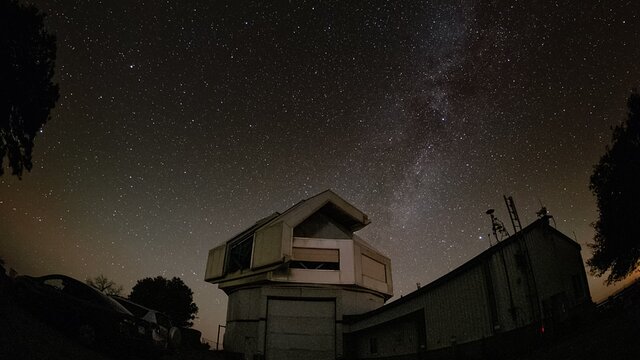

left=363, top=276, right=390, bottom=293
left=362, top=254, right=386, bottom=282
left=204, top=244, right=226, bottom=281
left=253, top=222, right=285, bottom=269
left=281, top=191, right=369, bottom=230
left=288, top=269, right=341, bottom=284
left=292, top=247, right=339, bottom=262
left=354, top=237, right=393, bottom=296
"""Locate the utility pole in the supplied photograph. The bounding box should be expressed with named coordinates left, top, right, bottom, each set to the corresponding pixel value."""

left=216, top=324, right=226, bottom=351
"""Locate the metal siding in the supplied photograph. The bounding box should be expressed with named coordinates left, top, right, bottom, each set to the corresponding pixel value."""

left=352, top=311, right=424, bottom=359
left=420, top=265, right=494, bottom=350
left=347, top=222, right=591, bottom=358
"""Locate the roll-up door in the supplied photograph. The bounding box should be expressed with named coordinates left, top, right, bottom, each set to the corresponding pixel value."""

left=265, top=298, right=335, bottom=360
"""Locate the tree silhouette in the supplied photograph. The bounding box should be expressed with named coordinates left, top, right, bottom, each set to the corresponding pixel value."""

left=588, top=88, right=640, bottom=284
left=129, top=276, right=198, bottom=328
left=86, top=274, right=123, bottom=296
left=1, top=0, right=59, bottom=178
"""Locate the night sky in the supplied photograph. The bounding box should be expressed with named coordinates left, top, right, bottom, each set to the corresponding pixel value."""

left=2, top=1, right=640, bottom=341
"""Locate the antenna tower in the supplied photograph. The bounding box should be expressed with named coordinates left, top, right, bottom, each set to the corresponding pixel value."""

left=503, top=195, right=523, bottom=234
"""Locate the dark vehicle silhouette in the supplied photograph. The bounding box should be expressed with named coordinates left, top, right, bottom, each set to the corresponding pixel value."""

left=14, top=274, right=150, bottom=350
left=110, top=295, right=182, bottom=352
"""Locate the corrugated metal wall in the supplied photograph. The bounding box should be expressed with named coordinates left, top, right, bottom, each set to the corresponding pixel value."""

left=423, top=265, right=493, bottom=349
left=347, top=223, right=590, bottom=359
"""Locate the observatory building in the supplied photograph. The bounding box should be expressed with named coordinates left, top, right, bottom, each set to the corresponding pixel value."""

left=205, top=191, right=592, bottom=360
left=204, top=190, right=393, bottom=360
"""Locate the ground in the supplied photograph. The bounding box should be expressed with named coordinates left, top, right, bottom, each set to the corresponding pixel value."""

left=1, top=277, right=638, bottom=360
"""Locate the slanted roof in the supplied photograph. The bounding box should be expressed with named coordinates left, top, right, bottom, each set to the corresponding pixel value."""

left=223, top=212, right=281, bottom=245
left=344, top=217, right=580, bottom=323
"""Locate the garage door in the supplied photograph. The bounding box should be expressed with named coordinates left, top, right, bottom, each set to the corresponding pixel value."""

left=266, top=298, right=335, bottom=360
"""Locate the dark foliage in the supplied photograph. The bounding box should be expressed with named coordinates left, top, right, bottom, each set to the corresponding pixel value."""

left=86, top=274, right=123, bottom=296
left=588, top=88, right=640, bottom=284
left=1, top=0, right=59, bottom=178
left=129, top=276, right=198, bottom=327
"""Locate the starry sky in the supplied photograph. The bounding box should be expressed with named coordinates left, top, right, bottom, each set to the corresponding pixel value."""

left=2, top=0, right=640, bottom=341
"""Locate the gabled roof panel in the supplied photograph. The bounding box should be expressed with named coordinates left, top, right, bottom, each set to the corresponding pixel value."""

left=277, top=190, right=370, bottom=231
left=221, top=190, right=370, bottom=247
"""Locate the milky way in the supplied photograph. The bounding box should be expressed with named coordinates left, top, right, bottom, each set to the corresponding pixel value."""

left=2, top=1, right=639, bottom=340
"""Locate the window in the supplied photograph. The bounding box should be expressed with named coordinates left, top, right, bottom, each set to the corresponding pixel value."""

left=43, top=278, right=65, bottom=290
left=289, top=261, right=340, bottom=270
left=115, top=298, right=148, bottom=318
left=226, top=235, right=253, bottom=273
left=64, top=282, right=99, bottom=302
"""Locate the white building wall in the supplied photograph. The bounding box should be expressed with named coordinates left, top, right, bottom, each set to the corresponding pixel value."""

left=224, top=285, right=387, bottom=359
